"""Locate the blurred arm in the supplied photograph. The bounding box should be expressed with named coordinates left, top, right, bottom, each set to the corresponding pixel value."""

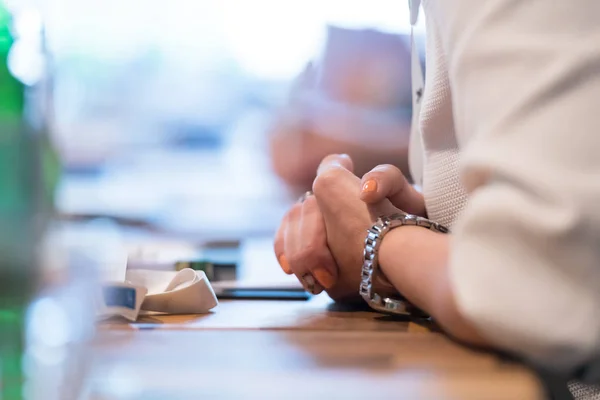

left=268, top=98, right=410, bottom=188
left=268, top=29, right=413, bottom=189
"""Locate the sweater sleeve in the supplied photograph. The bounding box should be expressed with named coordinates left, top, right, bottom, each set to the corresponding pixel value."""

left=432, top=0, right=600, bottom=371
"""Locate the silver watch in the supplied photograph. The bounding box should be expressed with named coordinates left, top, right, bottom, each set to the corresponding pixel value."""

left=360, top=213, right=449, bottom=316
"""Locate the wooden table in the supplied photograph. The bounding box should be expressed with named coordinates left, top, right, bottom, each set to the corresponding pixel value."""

left=92, top=295, right=544, bottom=399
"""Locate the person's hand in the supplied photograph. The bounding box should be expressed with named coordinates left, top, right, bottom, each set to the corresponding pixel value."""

left=273, top=155, right=423, bottom=302
left=311, top=155, right=401, bottom=301
left=273, top=186, right=340, bottom=296
left=273, top=154, right=385, bottom=300
left=359, top=164, right=426, bottom=217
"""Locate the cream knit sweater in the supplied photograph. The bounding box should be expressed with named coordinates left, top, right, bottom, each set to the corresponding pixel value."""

left=410, top=0, right=600, bottom=391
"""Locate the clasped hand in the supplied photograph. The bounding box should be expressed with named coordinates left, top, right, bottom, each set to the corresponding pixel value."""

left=274, top=154, right=426, bottom=301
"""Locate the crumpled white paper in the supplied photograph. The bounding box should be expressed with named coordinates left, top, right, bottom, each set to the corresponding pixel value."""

left=98, top=268, right=218, bottom=321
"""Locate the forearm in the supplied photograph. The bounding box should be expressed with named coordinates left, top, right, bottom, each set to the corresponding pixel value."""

left=378, top=226, right=489, bottom=347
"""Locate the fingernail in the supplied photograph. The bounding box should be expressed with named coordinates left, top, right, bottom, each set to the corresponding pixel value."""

left=312, top=267, right=335, bottom=289
left=362, top=179, right=377, bottom=194
left=301, top=274, right=323, bottom=294
left=278, top=255, right=292, bottom=274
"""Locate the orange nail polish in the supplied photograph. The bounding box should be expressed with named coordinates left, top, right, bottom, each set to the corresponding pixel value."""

left=362, top=179, right=377, bottom=194
left=312, top=267, right=335, bottom=289
left=278, top=255, right=292, bottom=274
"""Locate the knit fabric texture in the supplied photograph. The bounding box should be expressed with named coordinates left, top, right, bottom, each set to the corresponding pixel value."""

left=417, top=3, right=599, bottom=398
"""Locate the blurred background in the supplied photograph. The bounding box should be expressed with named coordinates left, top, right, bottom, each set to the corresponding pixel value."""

left=40, top=0, right=425, bottom=242
left=1, top=1, right=431, bottom=398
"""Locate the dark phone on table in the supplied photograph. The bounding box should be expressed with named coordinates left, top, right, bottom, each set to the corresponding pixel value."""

left=216, top=288, right=310, bottom=301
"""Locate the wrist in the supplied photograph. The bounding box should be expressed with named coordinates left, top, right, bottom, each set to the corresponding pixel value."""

left=378, top=226, right=490, bottom=346
left=360, top=214, right=449, bottom=317
left=378, top=226, right=436, bottom=311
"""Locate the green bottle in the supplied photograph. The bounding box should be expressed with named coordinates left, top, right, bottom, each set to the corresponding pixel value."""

left=0, top=4, right=59, bottom=399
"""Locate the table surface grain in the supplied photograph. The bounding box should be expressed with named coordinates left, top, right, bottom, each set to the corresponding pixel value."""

left=92, top=295, right=544, bottom=400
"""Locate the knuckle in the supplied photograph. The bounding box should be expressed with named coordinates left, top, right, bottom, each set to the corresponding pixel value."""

left=321, top=154, right=341, bottom=164
left=289, top=246, right=312, bottom=266
left=300, top=196, right=321, bottom=218
left=313, top=165, right=345, bottom=195
left=287, top=202, right=302, bottom=219
left=288, top=243, right=322, bottom=270
left=287, top=251, right=307, bottom=271
left=297, top=242, right=320, bottom=260
left=320, top=153, right=348, bottom=168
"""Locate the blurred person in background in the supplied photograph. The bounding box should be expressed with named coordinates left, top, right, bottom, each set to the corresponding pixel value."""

left=268, top=26, right=413, bottom=190
left=274, top=1, right=600, bottom=399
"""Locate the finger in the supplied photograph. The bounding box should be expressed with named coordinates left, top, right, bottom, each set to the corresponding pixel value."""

left=282, top=202, right=325, bottom=294
left=284, top=202, right=302, bottom=258
left=283, top=203, right=302, bottom=275
left=274, top=210, right=293, bottom=274
left=285, top=197, right=337, bottom=293
left=359, top=164, right=426, bottom=216
left=299, top=273, right=324, bottom=295
left=298, top=196, right=338, bottom=289
left=312, top=154, right=360, bottom=207
left=316, top=153, right=354, bottom=176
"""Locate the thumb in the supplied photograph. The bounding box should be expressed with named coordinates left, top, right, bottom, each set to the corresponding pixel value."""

left=365, top=197, right=402, bottom=222
left=359, top=164, right=426, bottom=217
